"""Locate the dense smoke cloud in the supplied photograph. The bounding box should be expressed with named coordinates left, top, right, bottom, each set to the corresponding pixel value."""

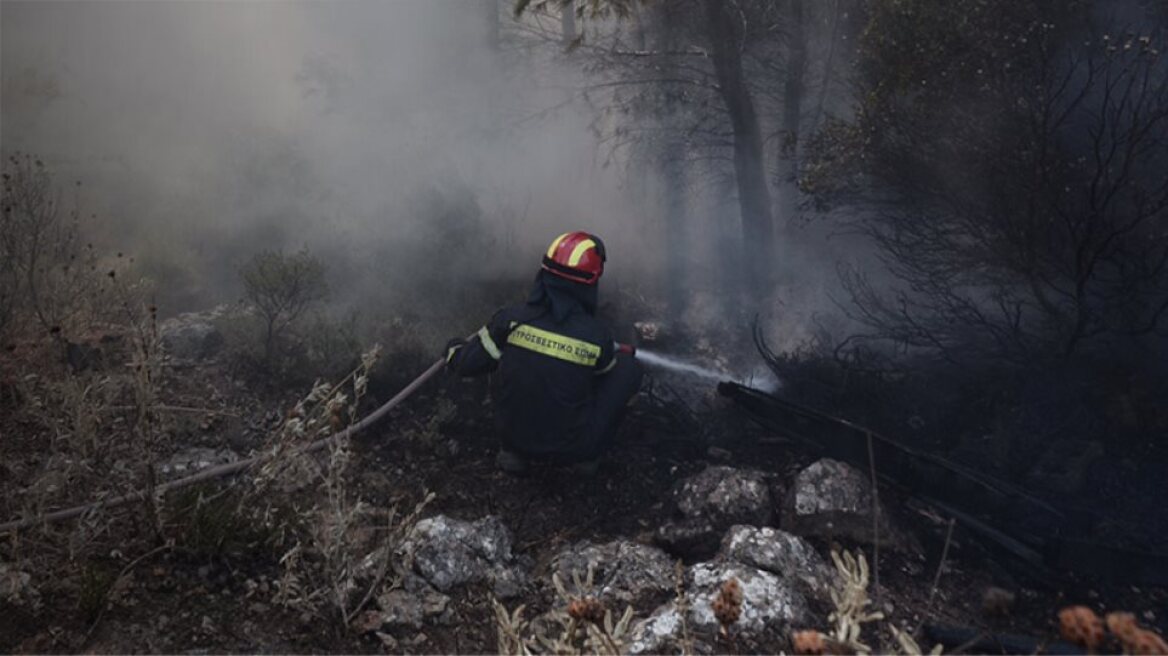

left=1, top=1, right=647, bottom=314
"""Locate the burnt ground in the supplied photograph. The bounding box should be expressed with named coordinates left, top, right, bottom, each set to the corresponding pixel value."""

left=2, top=348, right=1167, bottom=654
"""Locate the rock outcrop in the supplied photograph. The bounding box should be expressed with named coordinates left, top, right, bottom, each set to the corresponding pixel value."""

left=627, top=560, right=811, bottom=654
left=783, top=458, right=906, bottom=549
left=655, top=466, right=775, bottom=559
left=550, top=539, right=676, bottom=609
left=395, top=514, right=529, bottom=599
left=718, top=525, right=835, bottom=603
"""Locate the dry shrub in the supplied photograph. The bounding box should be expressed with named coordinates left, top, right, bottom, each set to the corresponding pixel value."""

left=0, top=154, right=423, bottom=648
left=0, top=267, right=175, bottom=650
left=239, top=249, right=327, bottom=362
left=223, top=248, right=364, bottom=385
left=0, top=155, right=150, bottom=536
left=4, top=273, right=167, bottom=531
left=0, top=153, right=113, bottom=342
left=244, top=345, right=433, bottom=629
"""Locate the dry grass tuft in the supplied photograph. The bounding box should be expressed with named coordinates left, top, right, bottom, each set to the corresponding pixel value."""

left=792, top=548, right=941, bottom=655
left=826, top=548, right=884, bottom=653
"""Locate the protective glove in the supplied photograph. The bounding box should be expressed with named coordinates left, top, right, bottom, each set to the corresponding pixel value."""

left=444, top=337, right=466, bottom=365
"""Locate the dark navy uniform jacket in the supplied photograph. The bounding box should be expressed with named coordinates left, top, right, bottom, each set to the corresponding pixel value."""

left=447, top=273, right=617, bottom=459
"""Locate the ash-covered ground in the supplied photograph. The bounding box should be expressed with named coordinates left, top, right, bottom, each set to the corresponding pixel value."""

left=3, top=308, right=1165, bottom=655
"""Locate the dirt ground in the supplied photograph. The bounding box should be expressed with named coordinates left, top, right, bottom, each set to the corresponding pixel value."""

left=2, top=348, right=1166, bottom=654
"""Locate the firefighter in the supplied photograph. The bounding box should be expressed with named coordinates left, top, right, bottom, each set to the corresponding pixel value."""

left=445, top=231, right=643, bottom=474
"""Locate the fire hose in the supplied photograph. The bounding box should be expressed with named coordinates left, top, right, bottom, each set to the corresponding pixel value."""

left=0, top=357, right=448, bottom=535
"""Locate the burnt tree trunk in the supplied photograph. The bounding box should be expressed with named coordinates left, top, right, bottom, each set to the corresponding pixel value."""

left=656, top=2, right=689, bottom=320
left=778, top=0, right=806, bottom=231
left=703, top=0, right=775, bottom=288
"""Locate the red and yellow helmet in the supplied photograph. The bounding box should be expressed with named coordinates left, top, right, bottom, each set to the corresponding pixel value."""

left=542, top=231, right=606, bottom=285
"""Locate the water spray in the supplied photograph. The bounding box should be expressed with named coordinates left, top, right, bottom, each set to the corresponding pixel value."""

left=617, top=342, right=735, bottom=383
left=634, top=349, right=730, bottom=383
left=617, top=341, right=782, bottom=391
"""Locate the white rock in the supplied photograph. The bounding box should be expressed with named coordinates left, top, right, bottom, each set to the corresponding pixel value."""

left=784, top=458, right=907, bottom=549
left=676, top=466, right=773, bottom=525
left=792, top=458, right=871, bottom=516
left=396, top=514, right=528, bottom=596
left=656, top=466, right=775, bottom=559
left=627, top=559, right=811, bottom=653
left=719, top=525, right=836, bottom=602
left=551, top=539, right=676, bottom=608
left=628, top=603, right=686, bottom=655
left=687, top=561, right=810, bottom=636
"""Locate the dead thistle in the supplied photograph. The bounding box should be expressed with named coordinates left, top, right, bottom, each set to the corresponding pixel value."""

left=543, top=566, right=636, bottom=655
left=1056, top=606, right=1168, bottom=655
left=567, top=596, right=606, bottom=625
left=1058, top=605, right=1105, bottom=651
left=1105, top=610, right=1136, bottom=637
left=712, top=577, right=743, bottom=636
left=1126, top=628, right=1168, bottom=655
left=1105, top=610, right=1168, bottom=655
